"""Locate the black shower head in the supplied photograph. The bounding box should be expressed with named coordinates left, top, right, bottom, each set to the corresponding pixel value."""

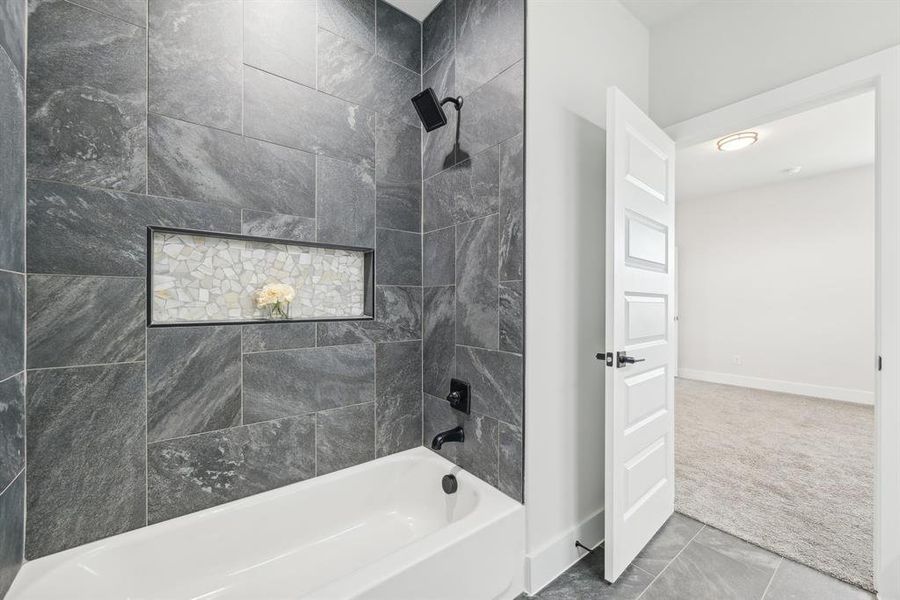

left=411, top=88, right=463, bottom=132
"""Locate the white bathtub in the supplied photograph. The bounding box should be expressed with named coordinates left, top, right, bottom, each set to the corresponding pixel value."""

left=8, top=447, right=525, bottom=600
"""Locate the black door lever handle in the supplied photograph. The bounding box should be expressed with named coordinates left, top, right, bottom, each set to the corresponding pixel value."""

left=616, top=351, right=645, bottom=368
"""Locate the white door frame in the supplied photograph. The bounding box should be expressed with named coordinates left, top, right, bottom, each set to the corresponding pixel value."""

left=665, top=46, right=900, bottom=600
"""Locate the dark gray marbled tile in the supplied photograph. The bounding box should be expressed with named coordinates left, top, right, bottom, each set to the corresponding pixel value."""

left=532, top=548, right=653, bottom=600
left=317, top=156, right=376, bottom=247
left=459, top=60, right=524, bottom=159
left=376, top=340, right=422, bottom=456
left=147, top=326, right=241, bottom=443
left=423, top=285, right=454, bottom=397
left=424, top=147, right=500, bottom=231
left=244, top=0, right=316, bottom=87
left=498, top=421, right=522, bottom=502
left=376, top=116, right=421, bottom=233
left=376, top=0, right=420, bottom=73
left=632, top=513, right=705, bottom=576
left=318, top=285, right=421, bottom=346
left=317, top=28, right=420, bottom=128
left=72, top=0, right=147, bottom=27
left=27, top=179, right=240, bottom=276
left=245, top=65, right=376, bottom=167
left=243, top=343, right=375, bottom=423
left=499, top=280, right=522, bottom=354
left=242, top=322, right=316, bottom=353
left=0, top=272, right=23, bottom=381
left=318, top=0, right=376, bottom=52
left=0, top=44, right=24, bottom=273
left=422, top=52, right=458, bottom=179
left=424, top=393, right=498, bottom=486
left=149, top=0, right=241, bottom=132
left=765, top=559, right=874, bottom=600
left=376, top=228, right=422, bottom=286
left=424, top=226, right=455, bottom=287
left=317, top=402, right=376, bottom=475
left=641, top=526, right=779, bottom=600
left=0, top=0, right=25, bottom=75
left=455, top=0, right=524, bottom=96
left=148, top=114, right=316, bottom=217
left=241, top=209, right=316, bottom=242
left=148, top=414, right=315, bottom=523
left=500, top=132, right=524, bottom=281
left=0, top=472, right=24, bottom=599
left=0, top=373, right=24, bottom=491
left=456, top=214, right=498, bottom=349
left=27, top=0, right=146, bottom=192
left=26, top=363, right=145, bottom=558
left=457, top=346, right=522, bottom=426
left=422, top=0, right=453, bottom=73
left=27, top=275, right=144, bottom=369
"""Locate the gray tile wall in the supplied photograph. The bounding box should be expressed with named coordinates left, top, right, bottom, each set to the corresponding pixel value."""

left=24, top=0, right=424, bottom=561
left=0, top=0, right=26, bottom=595
left=420, top=0, right=525, bottom=502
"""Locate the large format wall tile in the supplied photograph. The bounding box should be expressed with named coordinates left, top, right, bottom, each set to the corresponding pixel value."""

left=27, top=0, right=146, bottom=192
left=0, top=373, right=24, bottom=490
left=422, top=0, right=453, bottom=73
left=424, top=394, right=498, bottom=486
left=317, top=402, right=375, bottom=475
left=318, top=0, right=376, bottom=52
left=424, top=147, right=500, bottom=231
left=455, top=0, right=524, bottom=96
left=456, top=214, right=498, bottom=349
left=0, top=47, right=24, bottom=273
left=376, top=228, right=422, bottom=286
left=422, top=52, right=458, bottom=179
left=423, top=285, right=455, bottom=397
left=317, top=156, right=376, bottom=247
left=456, top=346, right=522, bottom=426
left=245, top=66, right=376, bottom=167
left=26, top=364, right=146, bottom=558
left=498, top=421, right=522, bottom=502
left=149, top=0, right=242, bottom=132
left=376, top=116, right=421, bottom=233
left=244, top=0, right=316, bottom=87
left=500, top=132, right=524, bottom=280
left=0, top=0, right=25, bottom=75
left=0, top=472, right=24, bottom=598
left=376, top=340, right=422, bottom=456
left=317, top=28, right=420, bottom=128
left=459, top=60, right=524, bottom=159
left=499, top=280, right=523, bottom=354
left=0, top=272, right=23, bottom=381
left=72, top=0, right=147, bottom=27
left=27, top=179, right=240, bottom=277
left=241, top=209, right=316, bottom=242
left=424, top=226, right=455, bottom=287
left=376, top=0, right=420, bottom=73
left=147, top=326, right=242, bottom=443
left=317, top=285, right=422, bottom=345
left=148, top=114, right=316, bottom=217
left=243, top=344, right=375, bottom=423
left=147, top=414, right=315, bottom=523
left=27, top=275, right=145, bottom=369
left=242, top=322, right=316, bottom=353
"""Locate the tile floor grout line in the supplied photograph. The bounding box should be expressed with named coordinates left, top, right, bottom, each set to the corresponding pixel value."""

left=759, top=556, right=784, bottom=600
left=635, top=524, right=707, bottom=600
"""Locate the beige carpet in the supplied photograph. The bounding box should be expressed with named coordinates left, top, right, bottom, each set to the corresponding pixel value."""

left=675, top=378, right=874, bottom=591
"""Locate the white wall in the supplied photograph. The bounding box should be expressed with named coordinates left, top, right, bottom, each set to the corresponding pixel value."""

left=650, top=0, right=900, bottom=127
left=524, top=0, right=648, bottom=592
left=677, top=167, right=876, bottom=403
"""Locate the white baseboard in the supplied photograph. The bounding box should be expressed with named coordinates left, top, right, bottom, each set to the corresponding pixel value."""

left=677, top=369, right=875, bottom=405
left=524, top=508, right=604, bottom=595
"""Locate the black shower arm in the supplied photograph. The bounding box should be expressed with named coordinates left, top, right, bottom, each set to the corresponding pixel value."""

left=440, top=96, right=464, bottom=111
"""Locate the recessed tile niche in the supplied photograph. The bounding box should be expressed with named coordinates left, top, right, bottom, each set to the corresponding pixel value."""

left=148, top=227, right=374, bottom=326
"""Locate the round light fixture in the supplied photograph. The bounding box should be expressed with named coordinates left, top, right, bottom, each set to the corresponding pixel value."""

left=716, top=131, right=758, bottom=152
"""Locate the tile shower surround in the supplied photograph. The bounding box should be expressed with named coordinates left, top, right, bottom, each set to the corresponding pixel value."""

left=17, top=0, right=525, bottom=570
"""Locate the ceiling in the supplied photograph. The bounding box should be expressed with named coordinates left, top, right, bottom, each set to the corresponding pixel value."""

left=676, top=91, right=875, bottom=201
left=386, top=0, right=441, bottom=21
left=620, top=0, right=703, bottom=28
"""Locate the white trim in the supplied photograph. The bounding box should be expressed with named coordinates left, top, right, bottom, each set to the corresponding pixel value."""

left=677, top=369, right=874, bottom=406
left=666, top=45, right=900, bottom=600
left=524, top=508, right=604, bottom=596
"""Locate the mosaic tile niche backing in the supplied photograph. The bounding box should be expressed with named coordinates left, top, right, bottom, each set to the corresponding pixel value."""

left=150, top=229, right=371, bottom=324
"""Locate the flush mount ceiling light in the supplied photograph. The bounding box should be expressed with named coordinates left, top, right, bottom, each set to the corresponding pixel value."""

left=716, top=131, right=758, bottom=152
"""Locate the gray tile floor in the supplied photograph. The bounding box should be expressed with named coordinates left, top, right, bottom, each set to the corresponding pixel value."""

left=523, top=513, right=875, bottom=600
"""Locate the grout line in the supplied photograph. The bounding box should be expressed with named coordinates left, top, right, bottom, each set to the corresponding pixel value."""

left=0, top=371, right=24, bottom=386
left=635, top=525, right=707, bottom=600
left=759, top=557, right=784, bottom=600
left=27, top=360, right=145, bottom=373
left=0, top=467, right=26, bottom=500
left=63, top=0, right=147, bottom=28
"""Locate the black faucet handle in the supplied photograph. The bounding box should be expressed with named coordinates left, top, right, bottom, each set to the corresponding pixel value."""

left=447, top=379, right=471, bottom=415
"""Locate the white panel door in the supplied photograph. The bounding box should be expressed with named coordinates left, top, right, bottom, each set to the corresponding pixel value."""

left=604, top=87, right=676, bottom=583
